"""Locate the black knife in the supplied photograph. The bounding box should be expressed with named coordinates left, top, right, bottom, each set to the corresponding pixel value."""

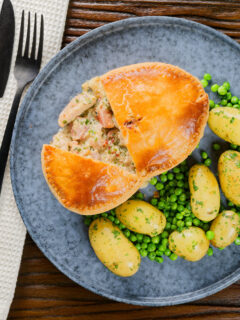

left=0, top=0, right=15, bottom=98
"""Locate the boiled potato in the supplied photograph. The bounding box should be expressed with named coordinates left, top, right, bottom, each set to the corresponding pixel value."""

left=210, top=210, right=240, bottom=248
left=169, top=227, right=209, bottom=261
left=89, top=218, right=140, bottom=277
left=208, top=107, right=240, bottom=145
left=218, top=150, right=240, bottom=205
left=189, top=164, right=220, bottom=221
left=116, top=200, right=166, bottom=236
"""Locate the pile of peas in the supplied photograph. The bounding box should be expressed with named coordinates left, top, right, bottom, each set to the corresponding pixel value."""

left=84, top=73, right=240, bottom=264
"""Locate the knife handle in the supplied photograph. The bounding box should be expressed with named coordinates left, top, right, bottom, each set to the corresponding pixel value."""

left=0, top=86, right=24, bottom=194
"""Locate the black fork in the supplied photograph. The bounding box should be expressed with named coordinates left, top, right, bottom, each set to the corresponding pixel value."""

left=0, top=11, right=44, bottom=193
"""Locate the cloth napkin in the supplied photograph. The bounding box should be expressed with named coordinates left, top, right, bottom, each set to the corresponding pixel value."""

left=0, top=0, right=69, bottom=318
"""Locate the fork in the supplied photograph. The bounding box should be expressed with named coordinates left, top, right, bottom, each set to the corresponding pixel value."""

left=0, top=11, right=44, bottom=193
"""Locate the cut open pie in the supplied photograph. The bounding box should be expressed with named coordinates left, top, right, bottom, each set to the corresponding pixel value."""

left=42, top=62, right=209, bottom=215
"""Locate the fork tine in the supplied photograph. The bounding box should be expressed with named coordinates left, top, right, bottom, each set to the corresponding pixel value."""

left=30, top=13, right=37, bottom=60
left=24, top=12, right=31, bottom=58
left=17, top=11, right=24, bottom=57
left=37, top=15, right=44, bottom=65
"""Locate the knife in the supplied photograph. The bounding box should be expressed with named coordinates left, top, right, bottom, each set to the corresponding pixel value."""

left=0, top=0, right=15, bottom=98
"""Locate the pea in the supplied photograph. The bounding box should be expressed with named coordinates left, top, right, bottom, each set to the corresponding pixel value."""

left=207, top=247, right=213, bottom=256
left=165, top=222, right=171, bottom=230
left=223, top=81, right=230, bottom=90
left=221, top=99, right=228, bottom=106
left=84, top=218, right=91, bottom=226
left=148, top=243, right=156, bottom=252
left=169, top=253, right=178, bottom=261
left=177, top=204, right=185, bottom=212
left=124, top=229, right=130, bottom=237
left=156, top=250, right=164, bottom=256
left=150, top=177, right=158, bottom=185
left=164, top=248, right=171, bottom=256
left=176, top=173, right=184, bottom=180
left=173, top=167, right=180, bottom=173
left=179, top=194, right=186, bottom=202
left=171, top=224, right=177, bottom=230
left=170, top=194, right=177, bottom=202
left=204, top=73, right=212, bottom=81
left=130, top=234, right=137, bottom=242
left=206, top=230, right=215, bottom=240
left=209, top=100, right=215, bottom=109
left=186, top=220, right=192, bottom=227
left=108, top=215, right=115, bottom=222
left=230, top=143, right=238, bottom=149
left=114, top=218, right=120, bottom=224
left=213, top=143, right=220, bottom=151
left=218, top=86, right=227, bottom=95
left=119, top=223, right=125, bottom=230
left=158, top=201, right=165, bottom=209
left=136, top=234, right=143, bottom=242
left=231, top=96, right=239, bottom=104
left=152, top=236, right=160, bottom=244
left=235, top=237, right=240, bottom=245
left=193, top=218, right=200, bottom=226
left=204, top=158, right=212, bottom=166
left=141, top=243, right=147, bottom=249
left=211, top=84, right=219, bottom=92
left=176, top=213, right=183, bottom=220
left=160, top=174, right=168, bottom=183
left=233, top=104, right=240, bottom=108
left=161, top=231, right=169, bottom=238
left=151, top=198, right=158, bottom=206
left=201, top=79, right=208, bottom=88
left=171, top=203, right=178, bottom=211
left=148, top=252, right=156, bottom=260
left=140, top=249, right=148, bottom=257
left=136, top=192, right=144, bottom=200
left=143, top=235, right=151, bottom=243
left=155, top=257, right=164, bottom=263
left=101, top=212, right=108, bottom=218
left=201, top=151, right=208, bottom=159
left=135, top=243, right=141, bottom=250
left=177, top=220, right=184, bottom=228
left=227, top=103, right=233, bottom=107
left=167, top=173, right=174, bottom=180
left=156, top=182, right=164, bottom=190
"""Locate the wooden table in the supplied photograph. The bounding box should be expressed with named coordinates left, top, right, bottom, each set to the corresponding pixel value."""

left=8, top=1, right=240, bottom=319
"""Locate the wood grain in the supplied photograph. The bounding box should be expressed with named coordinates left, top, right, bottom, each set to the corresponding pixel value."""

left=8, top=0, right=240, bottom=319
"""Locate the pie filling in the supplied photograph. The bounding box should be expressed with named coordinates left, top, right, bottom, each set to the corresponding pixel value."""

left=51, top=77, right=135, bottom=173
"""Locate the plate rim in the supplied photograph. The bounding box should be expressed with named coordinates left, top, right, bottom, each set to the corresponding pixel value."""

left=10, top=16, right=240, bottom=306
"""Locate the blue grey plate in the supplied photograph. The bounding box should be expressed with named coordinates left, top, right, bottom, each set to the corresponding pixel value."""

left=10, top=17, right=240, bottom=306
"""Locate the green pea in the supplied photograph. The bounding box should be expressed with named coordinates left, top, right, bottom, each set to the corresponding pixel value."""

left=204, top=73, right=212, bottom=81
left=221, top=99, right=227, bottom=106
left=209, top=100, right=215, bottom=109
left=150, top=177, right=158, bottom=185
left=173, top=167, right=180, bottom=173
left=202, top=223, right=209, bottom=231
left=114, top=218, right=120, bottom=224
left=84, top=218, right=91, bottom=226
left=148, top=252, right=156, bottom=260
left=140, top=249, right=148, bottom=257
left=207, top=247, right=213, bottom=256
left=165, top=222, right=171, bottom=230
left=108, top=216, right=115, bottom=222
left=160, top=174, right=168, bottom=183
left=169, top=253, right=178, bottom=261
left=226, top=92, right=232, bottom=100
left=206, top=230, right=215, bottom=240
left=176, top=173, right=184, bottom=180
left=201, top=79, right=208, bottom=88
left=130, top=234, right=137, bottom=242
left=135, top=243, right=141, bottom=250
left=177, top=220, right=184, bottom=228
left=223, top=81, right=230, bottom=90
left=156, top=182, right=164, bottom=190
left=167, top=173, right=174, bottom=180
left=234, top=237, right=240, bottom=245
left=151, top=198, right=158, bottom=206
left=228, top=201, right=234, bottom=207
left=227, top=103, right=233, bottom=107
left=141, top=243, right=148, bottom=249
left=148, top=243, right=156, bottom=252
left=218, top=86, right=227, bottom=95
left=156, top=250, right=164, bottom=256
left=161, top=231, right=169, bottom=238
left=124, top=229, right=130, bottom=237
left=177, top=181, right=185, bottom=188
left=186, top=220, right=192, bottom=227
left=215, top=104, right=220, bottom=108
left=171, top=224, right=177, bottom=230
left=171, top=203, right=178, bottom=211
left=176, top=213, right=183, bottom=220
left=211, top=84, right=219, bottom=92
left=164, top=248, right=171, bottom=256
left=177, top=204, right=185, bottom=212
left=143, top=235, right=151, bottom=243
left=136, top=192, right=144, bottom=200
left=179, top=194, right=186, bottom=202
left=162, top=238, right=168, bottom=246
left=204, top=158, right=212, bottom=166
left=152, top=235, right=160, bottom=244
left=233, top=104, right=240, bottom=108
left=193, top=218, right=200, bottom=226
left=155, top=256, right=164, bottom=263
left=170, top=194, right=177, bottom=202
left=231, top=96, right=239, bottom=104
left=158, top=201, right=165, bottom=209
left=201, top=151, right=208, bottom=159
left=213, top=143, right=220, bottom=151
left=230, top=143, right=238, bottom=149
left=119, top=223, right=125, bottom=230
left=101, top=212, right=108, bottom=218
left=159, top=245, right=166, bottom=252
left=136, top=234, right=143, bottom=242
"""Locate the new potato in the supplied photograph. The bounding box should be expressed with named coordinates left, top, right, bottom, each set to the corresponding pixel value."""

left=89, top=218, right=141, bottom=277
left=169, top=227, right=209, bottom=261
left=208, top=107, right=240, bottom=145
left=116, top=200, right=166, bottom=236
left=210, top=210, right=240, bottom=248
left=218, top=150, right=240, bottom=206
left=189, top=164, right=220, bottom=221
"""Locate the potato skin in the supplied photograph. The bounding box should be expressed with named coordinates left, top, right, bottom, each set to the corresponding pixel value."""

left=208, top=107, right=240, bottom=145
left=116, top=200, right=166, bottom=236
left=189, top=164, right=220, bottom=222
left=169, top=227, right=209, bottom=261
left=218, top=150, right=240, bottom=206
left=210, top=210, right=240, bottom=248
left=89, top=218, right=141, bottom=277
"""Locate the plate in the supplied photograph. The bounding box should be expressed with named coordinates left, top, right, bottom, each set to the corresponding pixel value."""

left=10, top=16, right=240, bottom=306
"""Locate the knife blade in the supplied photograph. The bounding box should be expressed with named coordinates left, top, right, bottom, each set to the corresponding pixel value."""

left=0, top=0, right=15, bottom=98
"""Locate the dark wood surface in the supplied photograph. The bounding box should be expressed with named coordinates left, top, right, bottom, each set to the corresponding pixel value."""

left=8, top=1, right=240, bottom=319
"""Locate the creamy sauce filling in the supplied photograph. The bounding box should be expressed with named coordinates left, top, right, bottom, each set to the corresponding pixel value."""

left=51, top=77, right=135, bottom=173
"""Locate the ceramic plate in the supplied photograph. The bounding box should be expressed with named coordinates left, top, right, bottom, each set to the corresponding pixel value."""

left=10, top=17, right=240, bottom=306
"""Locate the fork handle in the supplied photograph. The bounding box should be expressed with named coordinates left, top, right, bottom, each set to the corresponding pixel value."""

left=0, top=85, right=25, bottom=194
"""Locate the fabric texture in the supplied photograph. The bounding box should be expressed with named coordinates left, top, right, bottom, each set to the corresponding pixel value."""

left=0, top=0, right=69, bottom=318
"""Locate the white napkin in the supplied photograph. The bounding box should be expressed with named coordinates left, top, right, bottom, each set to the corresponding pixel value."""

left=0, top=0, right=69, bottom=318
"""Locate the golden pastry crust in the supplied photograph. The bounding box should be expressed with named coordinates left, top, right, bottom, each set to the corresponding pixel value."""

left=101, top=62, right=209, bottom=179
left=41, top=145, right=142, bottom=215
